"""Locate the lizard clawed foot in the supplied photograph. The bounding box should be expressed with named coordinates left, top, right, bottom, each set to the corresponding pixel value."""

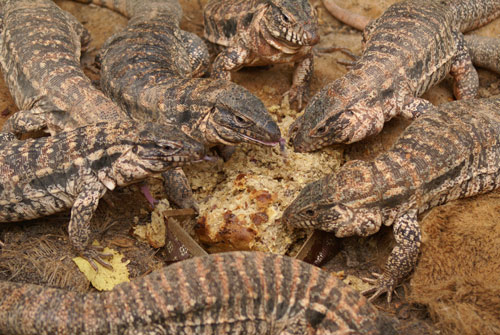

left=282, top=86, right=309, bottom=110
left=80, top=245, right=114, bottom=271
left=361, top=272, right=396, bottom=303
left=316, top=46, right=359, bottom=68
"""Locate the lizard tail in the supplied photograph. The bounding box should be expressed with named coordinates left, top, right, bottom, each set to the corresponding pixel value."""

left=69, top=0, right=130, bottom=17
left=69, top=0, right=182, bottom=20
left=321, top=0, right=371, bottom=31
left=451, top=0, right=500, bottom=32
left=465, top=35, right=500, bottom=74
left=0, top=280, right=97, bottom=335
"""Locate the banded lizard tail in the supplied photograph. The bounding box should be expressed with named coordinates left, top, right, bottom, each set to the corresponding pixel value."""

left=0, top=121, right=206, bottom=268
left=284, top=96, right=500, bottom=301
left=0, top=251, right=396, bottom=335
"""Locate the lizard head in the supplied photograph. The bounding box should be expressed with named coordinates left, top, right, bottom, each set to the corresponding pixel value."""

left=289, top=77, right=385, bottom=152
left=106, top=121, right=206, bottom=187
left=263, top=0, right=319, bottom=47
left=195, top=79, right=283, bottom=147
left=282, top=160, right=383, bottom=237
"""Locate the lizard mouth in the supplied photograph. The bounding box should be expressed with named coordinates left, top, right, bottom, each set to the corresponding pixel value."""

left=145, top=155, right=199, bottom=163
left=265, top=20, right=318, bottom=47
left=209, top=122, right=282, bottom=147
left=268, top=28, right=305, bottom=47
left=238, top=132, right=281, bottom=146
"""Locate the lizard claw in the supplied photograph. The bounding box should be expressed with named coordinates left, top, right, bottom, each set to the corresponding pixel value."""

left=282, top=85, right=309, bottom=110
left=361, top=272, right=396, bottom=303
left=81, top=246, right=114, bottom=271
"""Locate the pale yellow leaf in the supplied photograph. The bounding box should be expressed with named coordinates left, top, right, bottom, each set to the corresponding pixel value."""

left=73, top=242, right=130, bottom=291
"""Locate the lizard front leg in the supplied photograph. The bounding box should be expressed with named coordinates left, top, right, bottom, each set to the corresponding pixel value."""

left=362, top=210, right=421, bottom=302
left=0, top=131, right=16, bottom=142
left=2, top=107, right=49, bottom=135
left=400, top=96, right=435, bottom=119
left=69, top=175, right=111, bottom=270
left=2, top=106, right=77, bottom=136
left=211, top=44, right=250, bottom=81
left=162, top=168, right=199, bottom=212
left=283, top=52, right=314, bottom=110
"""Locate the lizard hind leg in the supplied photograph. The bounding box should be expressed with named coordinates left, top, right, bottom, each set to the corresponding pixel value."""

left=362, top=210, right=421, bottom=303
left=450, top=31, right=479, bottom=100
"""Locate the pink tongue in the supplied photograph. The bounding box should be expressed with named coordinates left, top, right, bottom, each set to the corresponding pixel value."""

left=140, top=184, right=158, bottom=208
left=279, top=138, right=287, bottom=156
left=203, top=155, right=219, bottom=162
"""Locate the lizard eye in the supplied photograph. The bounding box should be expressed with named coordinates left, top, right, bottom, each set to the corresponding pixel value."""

left=233, top=114, right=251, bottom=126
left=315, top=126, right=327, bottom=135
left=158, top=141, right=180, bottom=153
left=344, top=109, right=354, bottom=116
left=305, top=209, right=315, bottom=217
left=282, top=13, right=290, bottom=23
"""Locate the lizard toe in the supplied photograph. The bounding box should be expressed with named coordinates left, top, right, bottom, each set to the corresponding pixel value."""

left=362, top=272, right=396, bottom=303
left=81, top=246, right=114, bottom=271
left=282, top=86, right=308, bottom=110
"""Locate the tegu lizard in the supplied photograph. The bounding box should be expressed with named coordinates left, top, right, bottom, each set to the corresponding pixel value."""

left=70, top=0, right=283, bottom=210
left=290, top=0, right=500, bottom=152
left=284, top=96, right=500, bottom=302
left=203, top=0, right=320, bottom=109
left=0, top=251, right=397, bottom=335
left=0, top=121, right=206, bottom=268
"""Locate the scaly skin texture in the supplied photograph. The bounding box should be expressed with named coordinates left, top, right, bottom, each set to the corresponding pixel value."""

left=284, top=97, right=500, bottom=301
left=72, top=0, right=282, bottom=209
left=0, top=251, right=396, bottom=335
left=464, top=35, right=500, bottom=74
left=204, top=0, right=320, bottom=108
left=321, top=0, right=500, bottom=75
left=0, top=121, right=206, bottom=267
left=70, top=0, right=182, bottom=20
left=290, top=0, right=500, bottom=152
left=0, top=0, right=128, bottom=136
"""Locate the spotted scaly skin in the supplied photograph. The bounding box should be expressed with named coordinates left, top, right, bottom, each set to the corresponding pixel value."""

left=0, top=121, right=206, bottom=267
left=284, top=97, right=500, bottom=301
left=0, top=0, right=128, bottom=136
left=204, top=0, right=319, bottom=109
left=464, top=35, right=500, bottom=74
left=322, top=0, right=500, bottom=76
left=71, top=0, right=282, bottom=209
left=70, top=0, right=182, bottom=19
left=0, top=251, right=396, bottom=335
left=290, top=0, right=500, bottom=152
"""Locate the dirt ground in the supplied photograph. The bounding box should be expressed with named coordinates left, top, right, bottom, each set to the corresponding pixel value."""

left=0, top=1, right=500, bottom=334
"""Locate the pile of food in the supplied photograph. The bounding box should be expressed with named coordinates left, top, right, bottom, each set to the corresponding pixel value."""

left=186, top=109, right=343, bottom=253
